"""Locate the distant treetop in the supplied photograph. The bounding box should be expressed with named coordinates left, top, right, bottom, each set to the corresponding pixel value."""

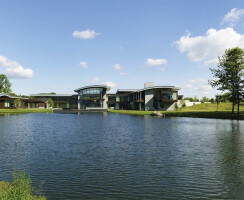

left=39, top=92, right=56, bottom=95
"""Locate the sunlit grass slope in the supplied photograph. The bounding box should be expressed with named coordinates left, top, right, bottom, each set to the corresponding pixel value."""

left=180, top=102, right=244, bottom=111
left=109, top=103, right=244, bottom=119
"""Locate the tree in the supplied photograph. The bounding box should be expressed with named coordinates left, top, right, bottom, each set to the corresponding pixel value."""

left=202, top=96, right=209, bottom=102
left=209, top=98, right=215, bottom=103
left=193, top=95, right=199, bottom=102
left=46, top=99, right=54, bottom=108
left=13, top=98, right=22, bottom=108
left=0, top=74, right=12, bottom=94
left=174, top=103, right=179, bottom=111
left=218, top=92, right=231, bottom=102
left=209, top=47, right=244, bottom=114
left=184, top=97, right=193, bottom=102
left=180, top=99, right=185, bottom=107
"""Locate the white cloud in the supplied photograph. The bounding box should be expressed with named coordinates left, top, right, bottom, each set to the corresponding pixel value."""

left=194, top=85, right=213, bottom=95
left=72, top=29, right=99, bottom=39
left=203, top=58, right=219, bottom=66
left=112, top=64, right=122, bottom=70
left=222, top=8, right=244, bottom=26
left=145, top=58, right=167, bottom=66
left=0, top=55, right=33, bottom=79
left=182, top=77, right=215, bottom=97
left=120, top=72, right=128, bottom=75
left=200, top=84, right=212, bottom=92
left=188, top=78, right=207, bottom=83
left=85, top=77, right=100, bottom=83
left=79, top=61, right=88, bottom=69
left=183, top=84, right=193, bottom=88
left=103, top=81, right=117, bottom=88
left=175, top=27, right=244, bottom=65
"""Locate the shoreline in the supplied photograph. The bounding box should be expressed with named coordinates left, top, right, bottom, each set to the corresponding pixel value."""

left=0, top=109, right=53, bottom=114
left=1, top=108, right=244, bottom=120
left=108, top=109, right=244, bottom=120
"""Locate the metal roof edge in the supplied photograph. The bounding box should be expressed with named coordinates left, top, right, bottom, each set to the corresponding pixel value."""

left=30, top=94, right=76, bottom=97
left=74, top=85, right=111, bottom=93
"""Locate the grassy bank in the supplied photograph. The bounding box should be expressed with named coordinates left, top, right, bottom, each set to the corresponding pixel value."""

left=163, top=110, right=244, bottom=120
left=0, top=171, right=46, bottom=200
left=0, top=109, right=53, bottom=114
left=108, top=103, right=244, bottom=120
left=180, top=102, right=244, bottom=112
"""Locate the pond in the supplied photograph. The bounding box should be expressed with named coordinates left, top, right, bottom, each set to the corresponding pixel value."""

left=0, top=113, right=243, bottom=199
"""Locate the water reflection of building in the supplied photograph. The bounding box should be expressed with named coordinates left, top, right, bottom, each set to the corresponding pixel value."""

left=30, top=82, right=182, bottom=111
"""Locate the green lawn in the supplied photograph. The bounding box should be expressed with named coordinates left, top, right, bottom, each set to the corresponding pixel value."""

left=108, top=103, right=244, bottom=120
left=0, top=109, right=53, bottom=114
left=181, top=102, right=244, bottom=112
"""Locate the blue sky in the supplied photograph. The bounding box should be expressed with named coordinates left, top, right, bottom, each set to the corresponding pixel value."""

left=0, top=0, right=244, bottom=98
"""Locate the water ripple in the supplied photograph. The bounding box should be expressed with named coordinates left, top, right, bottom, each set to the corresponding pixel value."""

left=0, top=113, right=243, bottom=199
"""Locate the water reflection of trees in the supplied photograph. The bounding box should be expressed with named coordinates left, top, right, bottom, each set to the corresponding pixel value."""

left=216, top=121, right=244, bottom=199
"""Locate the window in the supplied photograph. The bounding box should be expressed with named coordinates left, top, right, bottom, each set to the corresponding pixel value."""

left=4, top=100, right=10, bottom=107
left=164, top=93, right=172, bottom=100
left=108, top=95, right=116, bottom=101
left=80, top=88, right=102, bottom=95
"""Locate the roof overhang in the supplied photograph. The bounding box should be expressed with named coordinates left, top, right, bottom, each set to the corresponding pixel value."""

left=74, top=85, right=111, bottom=93
left=138, top=86, right=180, bottom=92
left=30, top=94, right=77, bottom=97
left=116, top=89, right=138, bottom=94
left=0, top=93, right=11, bottom=98
left=116, top=86, right=180, bottom=94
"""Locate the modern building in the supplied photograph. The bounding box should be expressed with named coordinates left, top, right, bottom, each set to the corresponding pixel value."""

left=31, top=82, right=182, bottom=111
left=29, top=94, right=78, bottom=109
left=74, top=85, right=110, bottom=110
left=107, top=83, right=181, bottom=111
left=0, top=93, right=46, bottom=109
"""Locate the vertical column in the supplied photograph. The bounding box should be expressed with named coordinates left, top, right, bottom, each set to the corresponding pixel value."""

left=101, top=89, right=103, bottom=108
left=102, top=89, right=107, bottom=109
left=78, top=95, right=80, bottom=110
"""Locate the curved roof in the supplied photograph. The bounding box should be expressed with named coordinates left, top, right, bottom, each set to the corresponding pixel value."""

left=0, top=93, right=11, bottom=98
left=138, top=86, right=180, bottom=92
left=116, top=86, right=180, bottom=94
left=74, top=85, right=111, bottom=93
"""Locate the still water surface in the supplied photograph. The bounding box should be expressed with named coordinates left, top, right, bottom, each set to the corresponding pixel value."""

left=0, top=113, right=244, bottom=199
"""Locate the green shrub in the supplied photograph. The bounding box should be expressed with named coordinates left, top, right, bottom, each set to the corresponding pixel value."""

left=174, top=103, right=179, bottom=111
left=0, top=170, right=46, bottom=200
